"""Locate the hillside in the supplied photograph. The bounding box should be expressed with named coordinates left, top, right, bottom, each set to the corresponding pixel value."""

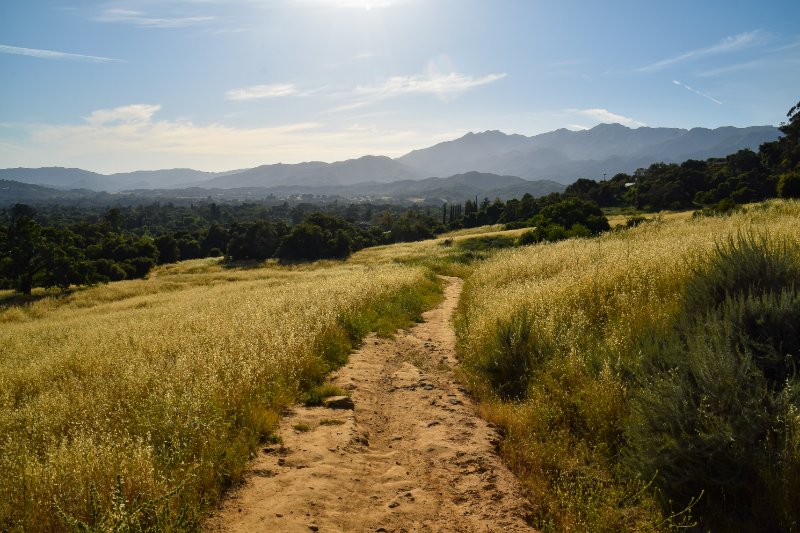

left=1, top=172, right=564, bottom=205
left=0, top=180, right=105, bottom=204
left=0, top=123, right=780, bottom=196
left=196, top=155, right=424, bottom=189
left=397, top=124, right=781, bottom=182
left=0, top=167, right=110, bottom=191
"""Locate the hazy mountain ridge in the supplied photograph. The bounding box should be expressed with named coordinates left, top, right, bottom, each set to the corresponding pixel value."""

left=396, top=124, right=780, bottom=182
left=0, top=179, right=109, bottom=203
left=0, top=123, right=782, bottom=194
left=0, top=172, right=565, bottom=205
left=122, top=171, right=564, bottom=202
left=0, top=167, right=232, bottom=193
left=197, top=155, right=423, bottom=189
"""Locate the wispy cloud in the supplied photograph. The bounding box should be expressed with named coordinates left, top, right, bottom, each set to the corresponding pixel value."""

left=694, top=60, right=763, bottom=77
left=638, top=31, right=761, bottom=72
left=86, top=104, right=162, bottom=125
left=0, top=44, right=120, bottom=63
left=95, top=8, right=216, bottom=28
left=672, top=80, right=722, bottom=105
left=301, top=70, right=507, bottom=113
left=569, top=108, right=646, bottom=127
left=225, top=84, right=301, bottom=101
left=354, top=72, right=507, bottom=97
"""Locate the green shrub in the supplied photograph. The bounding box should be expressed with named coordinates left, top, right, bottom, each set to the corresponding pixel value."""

left=625, top=232, right=800, bottom=531
left=457, top=235, right=517, bottom=252
left=476, top=308, right=555, bottom=400
left=625, top=215, right=650, bottom=228
left=692, top=198, right=745, bottom=218
left=682, top=231, right=800, bottom=316
left=777, top=171, right=800, bottom=199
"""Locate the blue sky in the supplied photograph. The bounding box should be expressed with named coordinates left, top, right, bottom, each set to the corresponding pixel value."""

left=1, top=0, right=799, bottom=173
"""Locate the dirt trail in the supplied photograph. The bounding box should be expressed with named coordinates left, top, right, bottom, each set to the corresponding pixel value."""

left=205, top=276, right=535, bottom=533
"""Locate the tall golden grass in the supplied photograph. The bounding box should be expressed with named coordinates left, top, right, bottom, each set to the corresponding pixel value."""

left=0, top=258, right=438, bottom=531
left=455, top=200, right=800, bottom=531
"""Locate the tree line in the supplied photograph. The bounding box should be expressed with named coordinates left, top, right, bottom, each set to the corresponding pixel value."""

left=4, top=100, right=797, bottom=295
left=564, top=100, right=800, bottom=211
left=0, top=203, right=446, bottom=294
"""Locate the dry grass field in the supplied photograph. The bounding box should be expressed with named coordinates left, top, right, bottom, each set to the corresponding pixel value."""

left=5, top=200, right=799, bottom=532
left=0, top=258, right=440, bottom=531
left=455, top=200, right=800, bottom=531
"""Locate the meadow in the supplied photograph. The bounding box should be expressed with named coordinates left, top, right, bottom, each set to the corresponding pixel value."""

left=455, top=199, right=800, bottom=531
left=0, top=259, right=440, bottom=531
left=5, top=200, right=800, bottom=532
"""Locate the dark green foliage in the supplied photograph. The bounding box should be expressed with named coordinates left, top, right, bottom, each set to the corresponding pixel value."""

left=450, top=235, right=518, bottom=263
left=692, top=197, right=745, bottom=218
left=201, top=224, right=228, bottom=255
left=568, top=100, right=800, bottom=212
left=682, top=232, right=800, bottom=316
left=274, top=213, right=361, bottom=262
left=226, top=220, right=284, bottom=261
left=625, top=233, right=800, bottom=531
left=514, top=197, right=610, bottom=244
left=536, top=197, right=610, bottom=233
left=694, top=150, right=775, bottom=206
left=627, top=160, right=710, bottom=210
left=154, top=234, right=180, bottom=264
left=457, top=235, right=517, bottom=253
left=128, top=257, right=157, bottom=279
left=276, top=223, right=328, bottom=261
left=93, top=258, right=127, bottom=282
left=388, top=210, right=441, bottom=242
left=0, top=204, right=99, bottom=294
left=624, top=215, right=650, bottom=228
left=477, top=309, right=555, bottom=400
left=777, top=171, right=800, bottom=199
left=566, top=174, right=631, bottom=207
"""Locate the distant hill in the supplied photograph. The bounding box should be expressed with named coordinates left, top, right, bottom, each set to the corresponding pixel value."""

left=0, top=167, right=110, bottom=191
left=199, top=155, right=423, bottom=189
left=396, top=124, right=781, bottom=183
left=0, top=123, right=782, bottom=195
left=121, top=172, right=565, bottom=203
left=0, top=180, right=104, bottom=204
left=108, top=168, right=235, bottom=190
left=0, top=167, right=232, bottom=193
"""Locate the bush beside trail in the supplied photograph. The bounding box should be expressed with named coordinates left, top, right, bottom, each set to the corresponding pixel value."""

left=455, top=200, right=800, bottom=531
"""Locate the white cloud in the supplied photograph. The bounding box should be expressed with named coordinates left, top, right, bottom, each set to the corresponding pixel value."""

left=569, top=108, right=646, bottom=127
left=354, top=72, right=507, bottom=97
left=638, top=31, right=761, bottom=72
left=226, top=84, right=300, bottom=101
left=0, top=44, right=120, bottom=63
left=672, top=80, right=722, bottom=105
left=86, top=104, right=162, bottom=126
left=2, top=103, right=459, bottom=173
left=312, top=70, right=507, bottom=113
left=95, top=8, right=216, bottom=28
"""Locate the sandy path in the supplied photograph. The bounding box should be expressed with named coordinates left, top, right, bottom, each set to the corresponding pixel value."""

left=205, top=276, right=534, bottom=533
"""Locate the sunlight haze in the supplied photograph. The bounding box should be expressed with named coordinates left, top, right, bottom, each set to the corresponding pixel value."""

left=1, top=0, right=798, bottom=172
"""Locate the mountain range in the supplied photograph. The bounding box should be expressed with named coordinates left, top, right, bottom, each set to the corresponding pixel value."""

left=397, top=123, right=779, bottom=181
left=0, top=123, right=781, bottom=202
left=1, top=172, right=565, bottom=205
